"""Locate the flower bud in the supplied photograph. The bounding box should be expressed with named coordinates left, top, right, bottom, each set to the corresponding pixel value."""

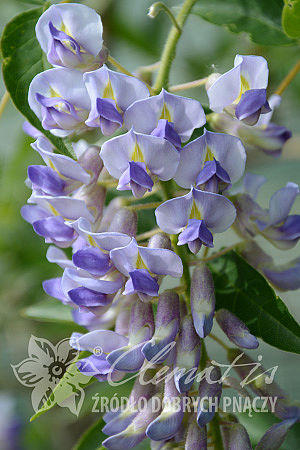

left=108, top=208, right=138, bottom=237
left=197, top=365, right=222, bottom=426
left=185, top=421, right=207, bottom=450
left=191, top=264, right=215, bottom=338
left=174, top=315, right=202, bottom=393
left=256, top=418, right=297, bottom=450
left=148, top=233, right=172, bottom=250
left=221, top=423, right=252, bottom=450
left=143, top=291, right=180, bottom=363
left=216, top=308, right=259, bottom=349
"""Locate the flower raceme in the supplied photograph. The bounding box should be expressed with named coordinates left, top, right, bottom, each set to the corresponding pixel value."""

left=18, top=2, right=300, bottom=449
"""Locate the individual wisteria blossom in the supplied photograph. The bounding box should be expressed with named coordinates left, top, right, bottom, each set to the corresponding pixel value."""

left=234, top=173, right=300, bottom=249
left=124, top=89, right=206, bottom=147
left=36, top=3, right=106, bottom=71
left=21, top=137, right=105, bottom=247
left=209, top=94, right=292, bottom=156
left=110, top=237, right=183, bottom=302
left=155, top=187, right=236, bottom=254
left=101, top=129, right=180, bottom=197
left=84, top=65, right=149, bottom=135
left=207, top=54, right=271, bottom=125
left=174, top=128, right=246, bottom=192
left=240, top=240, right=300, bottom=291
left=28, top=68, right=90, bottom=136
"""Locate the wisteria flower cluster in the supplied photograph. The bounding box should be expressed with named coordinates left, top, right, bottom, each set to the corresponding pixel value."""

left=16, top=2, right=300, bottom=449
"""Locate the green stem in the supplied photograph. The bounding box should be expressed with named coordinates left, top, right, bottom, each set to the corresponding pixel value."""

left=210, top=414, right=224, bottom=450
left=153, top=0, right=198, bottom=92
left=149, top=2, right=182, bottom=32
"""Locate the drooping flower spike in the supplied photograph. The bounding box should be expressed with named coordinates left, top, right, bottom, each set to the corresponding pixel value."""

left=174, top=128, right=246, bottom=192
left=110, top=238, right=183, bottom=302
left=84, top=66, right=149, bottom=135
left=101, top=129, right=180, bottom=197
left=124, top=89, right=206, bottom=147
left=207, top=54, right=271, bottom=125
left=36, top=3, right=105, bottom=71
left=28, top=68, right=90, bottom=136
left=209, top=94, right=292, bottom=157
left=155, top=188, right=236, bottom=254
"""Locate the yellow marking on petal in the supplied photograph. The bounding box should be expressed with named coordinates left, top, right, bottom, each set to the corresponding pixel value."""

left=136, top=252, right=148, bottom=270
left=88, top=235, right=97, bottom=247
left=131, top=142, right=144, bottom=163
left=160, top=103, right=172, bottom=122
left=190, top=200, right=202, bottom=220
left=235, top=75, right=250, bottom=103
left=103, top=80, right=115, bottom=100
left=50, top=87, right=61, bottom=98
left=204, top=146, right=214, bottom=163
left=49, top=204, right=59, bottom=216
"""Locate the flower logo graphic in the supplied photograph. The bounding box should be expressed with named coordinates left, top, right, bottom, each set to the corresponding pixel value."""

left=11, top=335, right=93, bottom=416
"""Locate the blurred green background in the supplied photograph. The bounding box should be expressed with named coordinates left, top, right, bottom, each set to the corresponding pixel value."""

left=0, top=0, right=299, bottom=448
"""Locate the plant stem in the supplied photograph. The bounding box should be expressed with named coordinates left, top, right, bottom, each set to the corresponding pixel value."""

left=275, top=59, right=300, bottom=96
left=0, top=91, right=10, bottom=119
left=210, top=414, right=224, bottom=450
left=208, top=334, right=230, bottom=351
left=153, top=0, right=198, bottom=92
left=189, top=242, right=239, bottom=265
left=136, top=228, right=162, bottom=241
left=107, top=55, right=134, bottom=77
left=169, top=77, right=208, bottom=92
left=149, top=2, right=182, bottom=32
left=127, top=201, right=161, bottom=211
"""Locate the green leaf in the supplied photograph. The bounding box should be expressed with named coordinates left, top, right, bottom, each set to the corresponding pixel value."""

left=193, top=0, right=296, bottom=46
left=22, top=300, right=74, bottom=324
left=1, top=6, right=73, bottom=158
left=209, top=251, right=300, bottom=354
left=72, top=418, right=105, bottom=450
left=282, top=0, right=300, bottom=38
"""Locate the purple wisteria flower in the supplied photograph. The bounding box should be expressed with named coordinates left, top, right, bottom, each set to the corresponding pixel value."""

left=110, top=238, right=183, bottom=302
left=210, top=94, right=292, bottom=157
left=84, top=65, right=149, bottom=134
left=101, top=129, right=180, bottom=197
left=174, top=129, right=246, bottom=192
left=155, top=188, right=236, bottom=254
left=207, top=55, right=271, bottom=125
left=234, top=173, right=300, bottom=249
left=28, top=68, right=90, bottom=136
left=27, top=136, right=101, bottom=196
left=36, top=3, right=105, bottom=71
left=124, top=89, right=206, bottom=147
